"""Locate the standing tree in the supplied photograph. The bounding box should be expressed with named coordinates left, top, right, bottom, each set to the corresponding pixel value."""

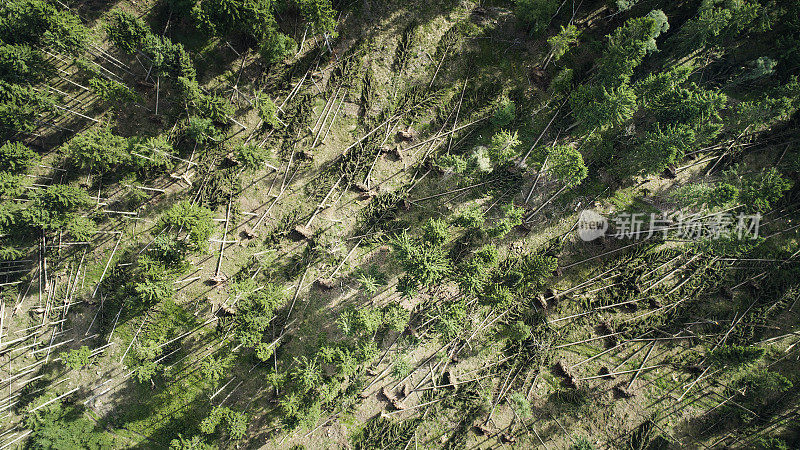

left=0, top=43, right=51, bottom=84
left=60, top=346, right=93, bottom=370
left=199, top=406, right=249, bottom=441
left=514, top=0, right=560, bottom=36
left=625, top=124, right=696, bottom=177
left=62, top=127, right=129, bottom=173
left=548, top=145, right=588, bottom=188
left=487, top=129, right=521, bottom=165
left=597, top=11, right=668, bottom=87
left=0, top=0, right=88, bottom=55
left=297, top=0, right=338, bottom=34
left=129, top=135, right=175, bottom=175
left=22, top=184, right=94, bottom=232
left=528, top=144, right=587, bottom=217
left=177, top=77, right=234, bottom=124
left=260, top=32, right=297, bottom=65
left=192, top=0, right=277, bottom=43
left=88, top=77, right=140, bottom=107
left=738, top=168, right=793, bottom=213
left=158, top=201, right=215, bottom=250
left=253, top=92, right=280, bottom=128
left=570, top=83, right=637, bottom=130
left=233, top=283, right=286, bottom=348
left=185, top=116, right=221, bottom=144
left=0, top=80, right=54, bottom=140
left=0, top=141, right=39, bottom=173
left=105, top=10, right=150, bottom=55
left=235, top=143, right=271, bottom=172
left=674, top=1, right=768, bottom=51
left=391, top=230, right=452, bottom=298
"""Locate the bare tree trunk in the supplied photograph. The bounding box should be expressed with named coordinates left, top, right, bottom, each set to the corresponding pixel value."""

left=215, top=197, right=233, bottom=278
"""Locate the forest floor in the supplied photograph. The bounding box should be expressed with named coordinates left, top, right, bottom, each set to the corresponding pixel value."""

left=0, top=0, right=798, bottom=448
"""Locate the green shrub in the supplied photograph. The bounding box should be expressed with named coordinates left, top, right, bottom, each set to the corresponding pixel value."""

left=572, top=436, right=596, bottom=450
left=509, top=392, right=532, bottom=418
left=391, top=355, right=412, bottom=378
left=60, top=346, right=92, bottom=370
left=170, top=434, right=214, bottom=450
left=382, top=304, right=410, bottom=332
left=235, top=143, right=271, bottom=172
left=708, top=345, right=765, bottom=366
left=254, top=93, right=280, bottom=128
left=451, top=206, right=484, bottom=229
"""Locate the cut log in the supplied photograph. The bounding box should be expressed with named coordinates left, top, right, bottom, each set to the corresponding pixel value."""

left=661, top=164, right=677, bottom=179
left=209, top=274, right=228, bottom=286
left=359, top=190, right=378, bottom=200
left=316, top=278, right=335, bottom=290
left=475, top=423, right=496, bottom=436
left=536, top=293, right=548, bottom=310
left=614, top=384, right=635, bottom=398
left=599, top=366, right=616, bottom=379
left=293, top=225, right=314, bottom=240
left=500, top=433, right=517, bottom=444
left=219, top=302, right=237, bottom=316
left=554, top=359, right=577, bottom=388
left=382, top=386, right=407, bottom=409
left=397, top=128, right=416, bottom=141
left=381, top=386, right=397, bottom=402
